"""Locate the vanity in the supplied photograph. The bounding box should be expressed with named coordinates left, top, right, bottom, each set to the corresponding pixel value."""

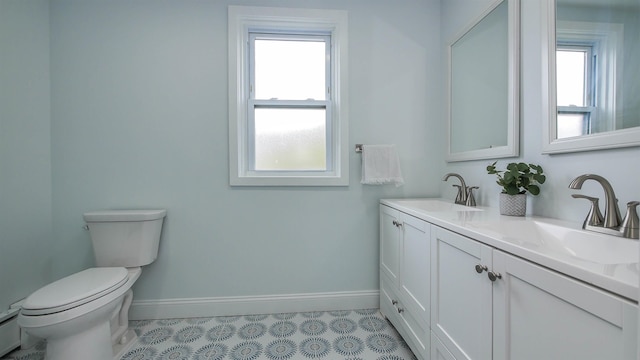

left=379, top=198, right=638, bottom=360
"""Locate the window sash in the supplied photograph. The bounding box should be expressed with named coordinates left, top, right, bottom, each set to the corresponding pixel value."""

left=556, top=44, right=595, bottom=108
left=248, top=32, right=331, bottom=101
left=247, top=100, right=332, bottom=173
left=557, top=105, right=596, bottom=136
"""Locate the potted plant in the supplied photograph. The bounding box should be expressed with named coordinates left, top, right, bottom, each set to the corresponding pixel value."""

left=486, top=161, right=546, bottom=216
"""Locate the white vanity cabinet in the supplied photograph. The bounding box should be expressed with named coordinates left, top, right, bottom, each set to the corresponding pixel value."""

left=492, top=250, right=638, bottom=360
left=430, top=226, right=493, bottom=360
left=431, top=226, right=638, bottom=360
left=379, top=205, right=430, bottom=359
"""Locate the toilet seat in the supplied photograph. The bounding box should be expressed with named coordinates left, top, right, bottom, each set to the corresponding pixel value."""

left=21, top=267, right=128, bottom=316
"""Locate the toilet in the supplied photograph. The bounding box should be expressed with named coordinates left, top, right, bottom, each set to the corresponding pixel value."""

left=18, top=209, right=166, bottom=360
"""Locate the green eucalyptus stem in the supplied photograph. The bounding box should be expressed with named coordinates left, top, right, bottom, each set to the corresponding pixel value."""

left=487, top=161, right=546, bottom=196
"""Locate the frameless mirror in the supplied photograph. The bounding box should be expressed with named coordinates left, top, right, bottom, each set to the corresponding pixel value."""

left=542, top=0, right=640, bottom=153
left=446, top=0, right=520, bottom=162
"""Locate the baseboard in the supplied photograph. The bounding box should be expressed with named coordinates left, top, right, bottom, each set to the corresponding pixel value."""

left=129, top=290, right=380, bottom=320
left=0, top=315, right=20, bottom=357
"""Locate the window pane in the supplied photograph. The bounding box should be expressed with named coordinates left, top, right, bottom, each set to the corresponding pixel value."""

left=254, top=108, right=326, bottom=171
left=254, top=39, right=326, bottom=100
left=556, top=50, right=586, bottom=106
left=557, top=113, right=587, bottom=138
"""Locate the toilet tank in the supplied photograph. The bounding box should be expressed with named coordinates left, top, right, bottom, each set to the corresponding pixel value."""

left=83, top=209, right=167, bottom=267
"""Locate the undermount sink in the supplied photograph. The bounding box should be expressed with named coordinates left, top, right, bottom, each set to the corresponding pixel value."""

left=469, top=220, right=638, bottom=265
left=392, top=199, right=483, bottom=212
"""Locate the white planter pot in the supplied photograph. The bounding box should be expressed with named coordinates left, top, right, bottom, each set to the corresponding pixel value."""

left=499, top=193, right=527, bottom=216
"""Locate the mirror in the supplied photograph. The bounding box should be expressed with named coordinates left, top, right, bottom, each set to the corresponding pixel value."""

left=446, top=0, right=520, bottom=162
left=542, top=0, right=640, bottom=153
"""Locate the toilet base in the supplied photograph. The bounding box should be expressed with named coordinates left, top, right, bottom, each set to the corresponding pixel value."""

left=26, top=300, right=138, bottom=360
left=46, top=320, right=112, bottom=360
left=113, top=328, right=137, bottom=359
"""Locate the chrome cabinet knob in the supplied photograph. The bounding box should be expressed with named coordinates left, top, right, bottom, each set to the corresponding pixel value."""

left=475, top=264, right=488, bottom=273
left=488, top=271, right=502, bottom=282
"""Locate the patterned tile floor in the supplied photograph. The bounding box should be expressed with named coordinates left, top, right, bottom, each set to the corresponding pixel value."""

left=3, top=308, right=417, bottom=360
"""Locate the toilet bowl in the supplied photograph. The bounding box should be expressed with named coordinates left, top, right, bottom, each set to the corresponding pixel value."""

left=18, top=209, right=166, bottom=360
left=19, top=268, right=141, bottom=360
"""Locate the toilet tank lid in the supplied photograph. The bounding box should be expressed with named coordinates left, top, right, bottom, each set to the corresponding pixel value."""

left=83, top=209, right=167, bottom=222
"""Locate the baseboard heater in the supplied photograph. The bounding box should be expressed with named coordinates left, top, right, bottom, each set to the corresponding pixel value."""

left=0, top=303, right=22, bottom=357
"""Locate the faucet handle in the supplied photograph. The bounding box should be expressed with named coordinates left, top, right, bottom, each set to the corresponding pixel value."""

left=465, top=186, right=478, bottom=207
left=620, top=201, right=639, bottom=239
left=571, top=194, right=604, bottom=228
left=452, top=185, right=467, bottom=205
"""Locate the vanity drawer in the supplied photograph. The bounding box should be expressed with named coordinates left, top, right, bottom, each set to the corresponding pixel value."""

left=380, top=273, right=429, bottom=359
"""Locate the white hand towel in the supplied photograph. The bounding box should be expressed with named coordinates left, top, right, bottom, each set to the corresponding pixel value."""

left=361, top=144, right=404, bottom=186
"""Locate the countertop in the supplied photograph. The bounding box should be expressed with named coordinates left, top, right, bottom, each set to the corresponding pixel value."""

left=381, top=198, right=639, bottom=302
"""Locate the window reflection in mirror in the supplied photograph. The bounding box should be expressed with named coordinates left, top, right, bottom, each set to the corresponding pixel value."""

left=555, top=0, right=639, bottom=139
left=556, top=45, right=593, bottom=138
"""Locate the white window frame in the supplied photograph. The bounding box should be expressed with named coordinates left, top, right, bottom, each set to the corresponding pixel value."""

left=228, top=6, right=349, bottom=186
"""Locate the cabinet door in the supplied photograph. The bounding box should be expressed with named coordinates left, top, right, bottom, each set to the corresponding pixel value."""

left=380, top=205, right=400, bottom=283
left=431, top=227, right=492, bottom=360
left=492, top=250, right=639, bottom=360
left=399, top=215, right=430, bottom=326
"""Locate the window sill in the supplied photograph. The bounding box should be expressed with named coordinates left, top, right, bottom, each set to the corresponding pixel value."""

left=230, top=173, right=349, bottom=187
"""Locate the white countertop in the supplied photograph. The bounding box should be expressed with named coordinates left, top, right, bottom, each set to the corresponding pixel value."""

left=381, top=198, right=639, bottom=302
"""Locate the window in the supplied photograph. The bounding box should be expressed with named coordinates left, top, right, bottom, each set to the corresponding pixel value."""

left=228, top=6, right=348, bottom=186
left=556, top=43, right=596, bottom=138
left=556, top=21, right=623, bottom=139
left=250, top=33, right=330, bottom=172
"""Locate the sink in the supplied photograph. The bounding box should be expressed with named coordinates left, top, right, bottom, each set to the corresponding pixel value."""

left=468, top=220, right=638, bottom=265
left=392, top=199, right=483, bottom=212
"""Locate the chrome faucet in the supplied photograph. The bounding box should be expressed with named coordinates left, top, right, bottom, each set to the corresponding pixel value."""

left=569, top=174, right=621, bottom=228
left=442, top=173, right=477, bottom=207
left=569, top=174, right=638, bottom=239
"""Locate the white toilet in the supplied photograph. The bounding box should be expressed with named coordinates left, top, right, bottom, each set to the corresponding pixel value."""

left=18, top=209, right=166, bottom=360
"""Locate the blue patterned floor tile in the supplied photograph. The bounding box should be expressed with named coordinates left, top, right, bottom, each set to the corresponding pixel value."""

left=0, top=309, right=417, bottom=360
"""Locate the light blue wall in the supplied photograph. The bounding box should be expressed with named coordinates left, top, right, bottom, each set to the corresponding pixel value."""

left=49, top=0, right=443, bottom=300
left=440, top=0, right=640, bottom=222
left=0, top=0, right=53, bottom=310
left=6, top=0, right=638, bottom=309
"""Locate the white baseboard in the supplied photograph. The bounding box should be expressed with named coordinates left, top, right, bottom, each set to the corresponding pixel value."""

left=129, top=290, right=380, bottom=320
left=0, top=315, right=20, bottom=357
